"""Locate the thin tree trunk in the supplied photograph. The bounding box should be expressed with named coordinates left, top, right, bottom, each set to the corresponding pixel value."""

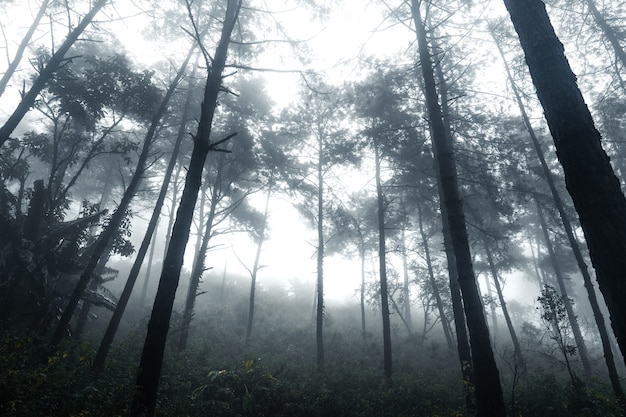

left=245, top=181, right=272, bottom=346
left=483, top=238, right=525, bottom=370
left=177, top=159, right=222, bottom=352
left=374, top=140, right=392, bottom=379
left=316, top=134, right=325, bottom=370
left=503, top=0, right=626, bottom=370
left=535, top=200, right=592, bottom=379
left=401, top=230, right=413, bottom=331
left=0, top=0, right=109, bottom=148
left=359, top=229, right=366, bottom=339
left=91, top=52, right=197, bottom=375
left=139, top=216, right=159, bottom=309
left=417, top=203, right=455, bottom=351
left=0, top=0, right=50, bottom=98
left=130, top=2, right=240, bottom=414
left=412, top=3, right=506, bottom=415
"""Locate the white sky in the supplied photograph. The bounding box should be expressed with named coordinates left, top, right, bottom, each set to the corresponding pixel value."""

left=0, top=0, right=543, bottom=312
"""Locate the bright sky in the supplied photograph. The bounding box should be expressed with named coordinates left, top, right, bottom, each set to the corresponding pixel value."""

left=0, top=0, right=537, bottom=311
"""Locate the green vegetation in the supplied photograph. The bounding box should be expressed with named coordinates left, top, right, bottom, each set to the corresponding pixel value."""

left=0, top=282, right=622, bottom=416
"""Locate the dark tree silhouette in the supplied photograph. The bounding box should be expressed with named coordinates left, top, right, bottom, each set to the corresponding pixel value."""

left=503, top=0, right=626, bottom=367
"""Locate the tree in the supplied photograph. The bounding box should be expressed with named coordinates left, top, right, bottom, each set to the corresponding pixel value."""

left=503, top=0, right=626, bottom=367
left=0, top=0, right=110, bottom=148
left=130, top=1, right=241, bottom=414
left=411, top=1, right=506, bottom=415
left=91, top=48, right=199, bottom=375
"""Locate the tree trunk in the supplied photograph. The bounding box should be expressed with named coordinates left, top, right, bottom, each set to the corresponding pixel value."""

left=411, top=2, right=506, bottom=415
left=130, top=2, right=240, bottom=415
left=417, top=203, right=455, bottom=351
left=0, top=0, right=50, bottom=98
left=374, top=140, right=393, bottom=378
left=503, top=0, right=626, bottom=369
left=178, top=158, right=222, bottom=352
left=401, top=230, right=413, bottom=332
left=483, top=238, right=525, bottom=370
left=429, top=27, right=475, bottom=406
left=91, top=52, right=197, bottom=375
left=359, top=227, right=367, bottom=339
left=491, top=25, right=626, bottom=405
left=483, top=272, right=499, bottom=339
left=316, top=133, right=325, bottom=370
left=245, top=181, right=272, bottom=346
left=0, top=0, right=109, bottom=148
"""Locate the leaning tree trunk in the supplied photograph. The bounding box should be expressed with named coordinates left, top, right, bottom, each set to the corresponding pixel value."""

left=503, top=0, right=626, bottom=369
left=91, top=52, right=197, bottom=375
left=584, top=0, right=626, bottom=71
left=0, top=0, right=109, bottom=148
left=48, top=35, right=183, bottom=350
left=130, top=2, right=241, bottom=415
left=430, top=29, right=475, bottom=404
left=491, top=26, right=626, bottom=405
left=374, top=139, right=393, bottom=379
left=177, top=158, right=222, bottom=353
left=411, top=2, right=506, bottom=415
left=535, top=200, right=593, bottom=379
left=0, top=0, right=50, bottom=98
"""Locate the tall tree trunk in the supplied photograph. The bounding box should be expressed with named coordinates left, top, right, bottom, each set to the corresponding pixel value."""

left=0, top=0, right=109, bottom=148
left=374, top=140, right=393, bottom=378
left=130, top=2, right=240, bottom=415
left=411, top=3, right=506, bottom=415
left=245, top=181, right=272, bottom=346
left=177, top=159, right=222, bottom=353
left=163, top=161, right=183, bottom=260
left=139, top=216, right=159, bottom=309
left=429, top=25, right=475, bottom=406
left=0, top=0, right=50, bottom=98
left=491, top=26, right=625, bottom=405
left=48, top=33, right=183, bottom=350
left=401, top=230, right=413, bottom=332
left=483, top=237, right=525, bottom=370
left=536, top=200, right=592, bottom=379
left=417, top=203, right=455, bottom=351
left=91, top=53, right=197, bottom=375
left=503, top=0, right=626, bottom=369
left=316, top=134, right=325, bottom=369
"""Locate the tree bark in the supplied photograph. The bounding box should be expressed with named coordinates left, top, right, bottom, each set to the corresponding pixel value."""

left=0, top=0, right=109, bottom=148
left=130, top=2, right=240, bottom=415
left=374, top=140, right=392, bottom=378
left=412, top=2, right=506, bottom=415
left=503, top=0, right=626, bottom=369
